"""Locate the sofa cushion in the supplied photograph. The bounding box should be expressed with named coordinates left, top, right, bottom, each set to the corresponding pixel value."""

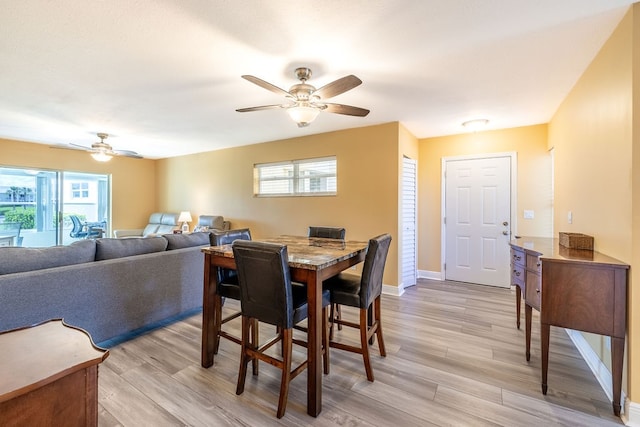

left=96, top=236, right=168, bottom=260
left=0, top=239, right=96, bottom=275
left=142, top=223, right=159, bottom=236
left=163, top=232, right=211, bottom=250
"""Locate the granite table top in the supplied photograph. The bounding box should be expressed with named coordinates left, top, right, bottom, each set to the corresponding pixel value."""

left=201, top=235, right=369, bottom=270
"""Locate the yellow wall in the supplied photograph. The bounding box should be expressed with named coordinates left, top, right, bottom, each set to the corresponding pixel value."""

left=417, top=124, right=552, bottom=273
left=0, top=137, right=157, bottom=234
left=157, top=122, right=402, bottom=286
left=549, top=5, right=637, bottom=400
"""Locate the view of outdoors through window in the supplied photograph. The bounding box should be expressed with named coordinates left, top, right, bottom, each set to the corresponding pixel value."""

left=254, top=156, right=337, bottom=196
left=0, top=167, right=109, bottom=247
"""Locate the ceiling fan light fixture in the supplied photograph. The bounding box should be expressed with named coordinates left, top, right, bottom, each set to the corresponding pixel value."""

left=287, top=104, right=320, bottom=127
left=462, top=119, right=489, bottom=132
left=91, top=151, right=112, bottom=162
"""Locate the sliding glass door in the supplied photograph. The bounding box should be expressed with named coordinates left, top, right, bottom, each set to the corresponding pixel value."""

left=0, top=167, right=110, bottom=247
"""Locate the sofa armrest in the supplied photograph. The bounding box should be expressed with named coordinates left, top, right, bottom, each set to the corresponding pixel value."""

left=113, top=229, right=144, bottom=238
left=222, top=221, right=231, bottom=231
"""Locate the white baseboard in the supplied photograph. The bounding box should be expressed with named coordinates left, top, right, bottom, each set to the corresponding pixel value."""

left=382, top=283, right=404, bottom=296
left=417, top=269, right=443, bottom=280
left=565, top=329, right=632, bottom=423
left=625, top=400, right=640, bottom=426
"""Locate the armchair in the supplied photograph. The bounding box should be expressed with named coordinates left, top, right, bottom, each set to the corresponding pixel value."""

left=113, top=213, right=180, bottom=238
left=193, top=215, right=230, bottom=232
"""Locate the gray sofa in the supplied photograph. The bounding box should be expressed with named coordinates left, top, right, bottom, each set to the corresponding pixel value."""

left=0, top=232, right=212, bottom=346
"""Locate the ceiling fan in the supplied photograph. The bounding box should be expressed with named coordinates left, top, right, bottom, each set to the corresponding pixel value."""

left=56, top=133, right=143, bottom=162
left=236, top=67, right=370, bottom=127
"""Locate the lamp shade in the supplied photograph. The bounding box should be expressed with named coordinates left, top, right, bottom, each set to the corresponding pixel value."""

left=287, top=105, right=320, bottom=127
left=91, top=151, right=112, bottom=162
left=178, top=211, right=192, bottom=223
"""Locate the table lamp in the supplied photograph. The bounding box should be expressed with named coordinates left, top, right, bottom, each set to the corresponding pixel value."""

left=178, top=211, right=192, bottom=233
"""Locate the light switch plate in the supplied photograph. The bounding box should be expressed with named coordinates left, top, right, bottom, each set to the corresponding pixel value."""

left=523, top=210, right=534, bottom=219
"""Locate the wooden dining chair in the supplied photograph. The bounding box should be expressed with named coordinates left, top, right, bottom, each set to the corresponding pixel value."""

left=210, top=229, right=258, bottom=371
left=232, top=240, right=330, bottom=418
left=323, top=233, right=392, bottom=382
left=308, top=226, right=346, bottom=336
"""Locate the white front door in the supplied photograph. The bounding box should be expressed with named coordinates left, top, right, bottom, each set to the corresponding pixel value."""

left=444, top=155, right=512, bottom=287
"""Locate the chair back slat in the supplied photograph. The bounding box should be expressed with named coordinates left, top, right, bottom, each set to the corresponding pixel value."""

left=212, top=229, right=251, bottom=284
left=360, top=234, right=392, bottom=308
left=233, top=240, right=294, bottom=328
left=308, top=226, right=346, bottom=240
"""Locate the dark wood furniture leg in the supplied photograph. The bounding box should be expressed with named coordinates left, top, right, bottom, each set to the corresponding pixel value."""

left=306, top=270, right=322, bottom=417
left=525, top=304, right=532, bottom=362
left=541, top=322, right=550, bottom=395
left=201, top=253, right=215, bottom=367
left=515, top=285, right=521, bottom=329
left=612, top=336, right=624, bottom=416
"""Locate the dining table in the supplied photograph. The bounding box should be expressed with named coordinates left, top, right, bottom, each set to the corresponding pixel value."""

left=200, top=235, right=369, bottom=417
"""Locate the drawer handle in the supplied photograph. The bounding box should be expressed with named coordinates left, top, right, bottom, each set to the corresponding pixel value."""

left=513, top=255, right=521, bottom=261
left=515, top=271, right=521, bottom=277
left=536, top=289, right=540, bottom=294
left=536, top=262, right=541, bottom=267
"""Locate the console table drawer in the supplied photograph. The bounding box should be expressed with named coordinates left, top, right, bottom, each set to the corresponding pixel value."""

left=511, top=263, right=525, bottom=284
left=511, top=248, right=525, bottom=267
left=526, top=254, right=541, bottom=272
left=525, top=270, right=541, bottom=310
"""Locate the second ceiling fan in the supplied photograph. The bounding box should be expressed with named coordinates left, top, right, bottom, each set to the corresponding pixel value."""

left=236, top=67, right=370, bottom=127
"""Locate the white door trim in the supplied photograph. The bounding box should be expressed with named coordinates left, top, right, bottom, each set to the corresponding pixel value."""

left=440, top=152, right=518, bottom=281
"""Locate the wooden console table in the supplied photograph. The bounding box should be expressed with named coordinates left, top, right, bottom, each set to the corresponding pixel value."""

left=0, top=319, right=109, bottom=426
left=509, top=237, right=629, bottom=417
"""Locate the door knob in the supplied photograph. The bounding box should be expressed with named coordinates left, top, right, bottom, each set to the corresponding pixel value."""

left=503, top=230, right=509, bottom=235
left=502, top=221, right=509, bottom=226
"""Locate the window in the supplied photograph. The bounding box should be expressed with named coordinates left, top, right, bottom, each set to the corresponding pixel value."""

left=254, top=156, right=337, bottom=196
left=71, top=182, right=89, bottom=199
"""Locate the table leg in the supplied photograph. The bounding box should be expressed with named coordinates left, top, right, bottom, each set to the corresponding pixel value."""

left=612, top=336, right=624, bottom=416
left=515, top=285, right=521, bottom=329
left=201, top=254, right=216, bottom=368
left=525, top=304, right=532, bottom=361
left=541, top=322, right=550, bottom=395
left=306, top=270, right=322, bottom=417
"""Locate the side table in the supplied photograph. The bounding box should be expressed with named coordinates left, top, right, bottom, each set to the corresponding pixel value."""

left=0, top=319, right=109, bottom=426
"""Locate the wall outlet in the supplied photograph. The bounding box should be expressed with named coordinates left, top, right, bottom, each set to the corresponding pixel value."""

left=523, top=210, right=534, bottom=219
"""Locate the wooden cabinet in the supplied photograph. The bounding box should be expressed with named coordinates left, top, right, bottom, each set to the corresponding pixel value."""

left=0, top=319, right=109, bottom=427
left=509, top=238, right=629, bottom=417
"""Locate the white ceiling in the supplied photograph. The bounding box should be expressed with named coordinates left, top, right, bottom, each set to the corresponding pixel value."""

left=0, top=1, right=635, bottom=159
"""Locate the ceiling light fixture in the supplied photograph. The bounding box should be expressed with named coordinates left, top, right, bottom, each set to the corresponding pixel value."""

left=462, top=119, right=489, bottom=132
left=286, top=104, right=321, bottom=127
left=90, top=151, right=112, bottom=162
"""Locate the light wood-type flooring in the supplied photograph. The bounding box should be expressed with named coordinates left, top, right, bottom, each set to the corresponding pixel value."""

left=98, top=279, right=624, bottom=426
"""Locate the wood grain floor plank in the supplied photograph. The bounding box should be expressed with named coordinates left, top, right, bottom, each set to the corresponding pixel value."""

left=98, top=279, right=624, bottom=426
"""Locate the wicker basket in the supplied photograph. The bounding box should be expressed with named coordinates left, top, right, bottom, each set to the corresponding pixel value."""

left=559, top=232, right=594, bottom=250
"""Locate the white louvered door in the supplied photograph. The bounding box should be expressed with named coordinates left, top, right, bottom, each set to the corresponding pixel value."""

left=402, top=157, right=417, bottom=288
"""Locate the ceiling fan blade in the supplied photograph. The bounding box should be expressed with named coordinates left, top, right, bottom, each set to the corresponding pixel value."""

left=236, top=104, right=286, bottom=112
left=241, top=75, right=291, bottom=97
left=313, top=75, right=362, bottom=99
left=113, top=150, right=143, bottom=159
left=68, top=143, right=92, bottom=151
left=322, top=103, right=370, bottom=117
